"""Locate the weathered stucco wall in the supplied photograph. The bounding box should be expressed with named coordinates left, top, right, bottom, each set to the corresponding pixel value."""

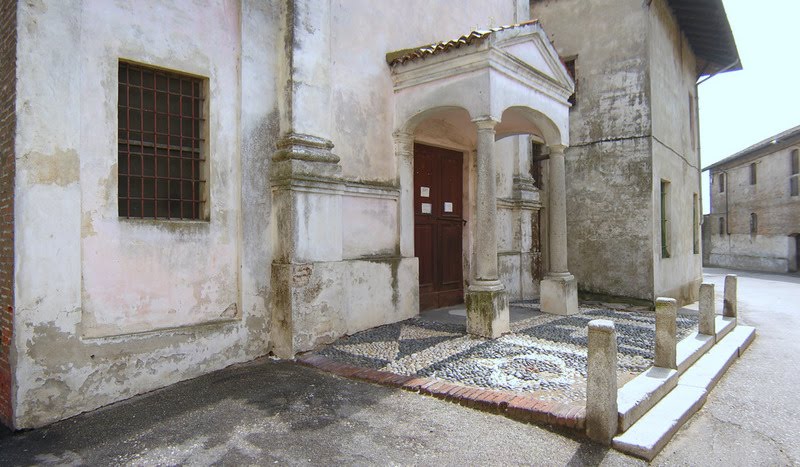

left=0, top=0, right=16, bottom=428
left=12, top=0, right=275, bottom=428
left=330, top=0, right=523, bottom=184
left=707, top=144, right=800, bottom=272
left=649, top=0, right=702, bottom=304
left=532, top=0, right=654, bottom=300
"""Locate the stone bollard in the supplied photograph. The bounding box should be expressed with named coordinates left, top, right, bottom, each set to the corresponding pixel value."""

left=586, top=319, right=618, bottom=445
left=723, top=274, right=737, bottom=318
left=699, top=283, right=716, bottom=336
left=655, top=298, right=677, bottom=369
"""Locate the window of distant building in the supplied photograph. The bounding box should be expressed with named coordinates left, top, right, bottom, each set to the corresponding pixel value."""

left=660, top=180, right=671, bottom=258
left=750, top=213, right=758, bottom=236
left=118, top=61, right=207, bottom=220
left=718, top=172, right=725, bottom=193
left=791, top=149, right=799, bottom=197
left=749, top=162, right=757, bottom=185
left=718, top=217, right=725, bottom=236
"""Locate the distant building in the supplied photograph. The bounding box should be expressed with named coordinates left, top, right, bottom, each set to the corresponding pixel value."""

left=703, top=125, right=800, bottom=273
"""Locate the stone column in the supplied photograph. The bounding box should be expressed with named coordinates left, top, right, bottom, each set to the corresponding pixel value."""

left=655, top=298, right=677, bottom=369
left=586, top=319, right=618, bottom=444
left=723, top=274, right=737, bottom=319
left=540, top=145, right=578, bottom=315
left=466, top=117, right=509, bottom=338
left=699, top=283, right=716, bottom=336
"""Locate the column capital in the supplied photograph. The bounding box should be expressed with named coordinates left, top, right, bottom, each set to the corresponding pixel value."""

left=472, top=116, right=501, bottom=130
left=549, top=144, right=568, bottom=155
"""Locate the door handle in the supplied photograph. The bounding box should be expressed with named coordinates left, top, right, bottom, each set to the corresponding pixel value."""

left=462, top=218, right=467, bottom=226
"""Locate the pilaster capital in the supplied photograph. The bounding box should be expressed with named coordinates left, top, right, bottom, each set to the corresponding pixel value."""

left=393, top=131, right=415, bottom=159
left=548, top=144, right=568, bottom=156
left=392, top=130, right=415, bottom=144
left=471, top=116, right=501, bottom=131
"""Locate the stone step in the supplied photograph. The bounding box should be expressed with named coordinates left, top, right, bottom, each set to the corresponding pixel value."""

left=612, top=385, right=707, bottom=461
left=679, top=326, right=756, bottom=392
left=617, top=367, right=678, bottom=432
left=612, top=325, right=756, bottom=461
left=676, top=331, right=715, bottom=374
left=715, top=315, right=736, bottom=342
left=618, top=329, right=715, bottom=432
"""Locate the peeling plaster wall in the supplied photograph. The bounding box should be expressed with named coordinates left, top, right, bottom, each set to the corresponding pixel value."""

left=12, top=0, right=276, bottom=428
left=532, top=0, right=654, bottom=300
left=707, top=145, right=800, bottom=273
left=649, top=0, right=702, bottom=304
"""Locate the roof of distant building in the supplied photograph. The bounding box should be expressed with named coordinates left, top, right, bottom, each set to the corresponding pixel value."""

left=386, top=20, right=540, bottom=67
left=704, top=124, right=800, bottom=172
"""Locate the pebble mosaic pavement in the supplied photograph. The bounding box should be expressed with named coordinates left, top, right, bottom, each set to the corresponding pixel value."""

left=315, top=302, right=698, bottom=403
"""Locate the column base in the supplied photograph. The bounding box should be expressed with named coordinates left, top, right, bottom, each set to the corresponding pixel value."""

left=540, top=274, right=579, bottom=316
left=466, top=284, right=510, bottom=338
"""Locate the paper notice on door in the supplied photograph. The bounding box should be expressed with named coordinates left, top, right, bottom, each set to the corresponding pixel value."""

left=420, top=186, right=430, bottom=197
left=444, top=202, right=453, bottom=212
left=421, top=203, right=432, bottom=214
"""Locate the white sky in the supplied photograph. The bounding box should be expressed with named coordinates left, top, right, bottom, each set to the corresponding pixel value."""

left=698, top=0, right=800, bottom=213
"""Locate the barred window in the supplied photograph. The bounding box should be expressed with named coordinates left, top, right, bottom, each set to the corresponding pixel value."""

left=118, top=61, right=206, bottom=220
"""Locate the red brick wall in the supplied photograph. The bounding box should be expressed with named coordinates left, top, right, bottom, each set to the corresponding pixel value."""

left=0, top=0, right=16, bottom=429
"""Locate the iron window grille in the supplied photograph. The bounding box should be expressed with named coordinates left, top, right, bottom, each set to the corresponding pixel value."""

left=118, top=61, right=206, bottom=220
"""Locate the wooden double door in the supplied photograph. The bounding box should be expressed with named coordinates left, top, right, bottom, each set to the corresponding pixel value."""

left=414, top=143, right=464, bottom=311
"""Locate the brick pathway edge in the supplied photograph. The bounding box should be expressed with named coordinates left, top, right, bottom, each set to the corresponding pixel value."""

left=297, top=354, right=586, bottom=431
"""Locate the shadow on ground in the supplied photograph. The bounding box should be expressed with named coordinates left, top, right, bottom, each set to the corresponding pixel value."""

left=0, top=357, right=641, bottom=466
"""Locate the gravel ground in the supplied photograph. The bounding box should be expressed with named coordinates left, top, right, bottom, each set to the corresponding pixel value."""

left=315, top=302, right=697, bottom=402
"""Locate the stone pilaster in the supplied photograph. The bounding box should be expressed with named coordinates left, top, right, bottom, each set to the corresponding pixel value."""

left=540, top=144, right=578, bottom=315
left=466, top=117, right=509, bottom=338
left=394, top=131, right=415, bottom=258
left=271, top=0, right=347, bottom=358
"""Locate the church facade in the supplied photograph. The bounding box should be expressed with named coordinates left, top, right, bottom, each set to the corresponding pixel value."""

left=0, top=0, right=737, bottom=429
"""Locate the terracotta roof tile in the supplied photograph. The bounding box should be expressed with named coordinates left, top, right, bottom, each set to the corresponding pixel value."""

left=386, top=20, right=539, bottom=67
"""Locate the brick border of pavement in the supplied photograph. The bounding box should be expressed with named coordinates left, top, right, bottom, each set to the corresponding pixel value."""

left=297, top=354, right=585, bottom=431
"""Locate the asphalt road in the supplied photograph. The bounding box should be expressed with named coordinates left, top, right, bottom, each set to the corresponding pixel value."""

left=0, top=267, right=796, bottom=465
left=0, top=357, right=642, bottom=466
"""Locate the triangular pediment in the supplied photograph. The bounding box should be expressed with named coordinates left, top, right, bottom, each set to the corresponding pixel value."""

left=487, top=23, right=574, bottom=94
left=387, top=21, right=574, bottom=98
